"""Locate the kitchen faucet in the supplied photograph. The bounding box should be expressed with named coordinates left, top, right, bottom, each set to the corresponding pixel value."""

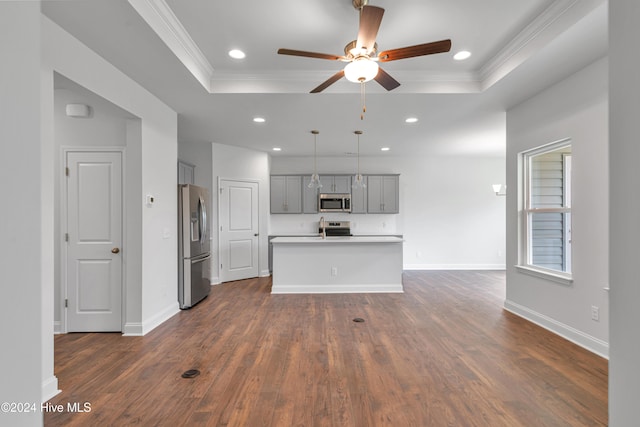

left=320, top=216, right=326, bottom=239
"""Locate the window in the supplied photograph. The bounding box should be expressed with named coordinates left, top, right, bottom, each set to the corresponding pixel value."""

left=519, top=139, right=572, bottom=283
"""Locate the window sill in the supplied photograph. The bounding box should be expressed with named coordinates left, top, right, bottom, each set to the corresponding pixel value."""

left=515, top=265, right=573, bottom=286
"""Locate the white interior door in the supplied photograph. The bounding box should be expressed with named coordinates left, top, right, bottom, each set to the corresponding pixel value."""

left=65, top=151, right=122, bottom=332
left=219, top=179, right=259, bottom=282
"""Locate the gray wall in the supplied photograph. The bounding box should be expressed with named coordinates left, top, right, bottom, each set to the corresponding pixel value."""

left=0, top=3, right=44, bottom=425
left=211, top=143, right=271, bottom=282
left=609, top=1, right=640, bottom=424
left=505, top=56, right=608, bottom=356
left=52, top=76, right=135, bottom=331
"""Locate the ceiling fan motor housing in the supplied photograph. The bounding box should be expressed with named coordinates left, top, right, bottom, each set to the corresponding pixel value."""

left=344, top=40, right=377, bottom=58
left=352, top=0, right=369, bottom=10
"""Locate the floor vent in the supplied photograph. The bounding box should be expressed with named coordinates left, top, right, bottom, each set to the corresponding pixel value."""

left=181, top=369, right=200, bottom=379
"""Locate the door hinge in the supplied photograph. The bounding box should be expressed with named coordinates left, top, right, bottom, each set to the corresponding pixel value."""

left=65, top=299, right=68, bottom=308
left=65, top=167, right=69, bottom=177
left=220, top=187, right=224, bottom=194
left=65, top=233, right=69, bottom=242
left=220, top=264, right=223, bottom=269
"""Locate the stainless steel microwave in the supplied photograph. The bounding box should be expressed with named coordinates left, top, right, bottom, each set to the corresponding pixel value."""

left=319, top=193, right=351, bottom=212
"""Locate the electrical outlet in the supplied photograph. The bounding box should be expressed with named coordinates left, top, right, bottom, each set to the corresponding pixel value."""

left=331, top=267, right=338, bottom=277
left=591, top=306, right=600, bottom=321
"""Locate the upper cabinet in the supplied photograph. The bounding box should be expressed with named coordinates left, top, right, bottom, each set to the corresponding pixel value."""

left=367, top=175, right=399, bottom=214
left=177, top=160, right=195, bottom=185
left=270, top=175, right=302, bottom=213
left=350, top=178, right=367, bottom=214
left=321, top=175, right=351, bottom=194
left=302, top=176, right=319, bottom=214
left=270, top=174, right=398, bottom=214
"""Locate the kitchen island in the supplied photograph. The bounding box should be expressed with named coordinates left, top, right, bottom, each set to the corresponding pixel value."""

left=270, top=236, right=403, bottom=294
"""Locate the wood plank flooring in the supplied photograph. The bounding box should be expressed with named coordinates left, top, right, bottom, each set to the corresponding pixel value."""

left=45, top=271, right=608, bottom=426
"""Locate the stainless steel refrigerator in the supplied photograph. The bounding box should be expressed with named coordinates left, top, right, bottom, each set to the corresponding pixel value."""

left=178, top=184, right=211, bottom=309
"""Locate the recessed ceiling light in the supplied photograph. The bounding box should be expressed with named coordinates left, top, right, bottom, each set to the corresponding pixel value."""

left=454, top=51, right=471, bottom=61
left=381, top=147, right=390, bottom=151
left=272, top=147, right=281, bottom=152
left=405, top=117, right=418, bottom=123
left=228, top=49, right=246, bottom=59
left=253, top=117, right=266, bottom=123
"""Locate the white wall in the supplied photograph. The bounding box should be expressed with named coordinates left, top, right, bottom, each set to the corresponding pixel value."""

left=271, top=154, right=506, bottom=269
left=0, top=3, right=45, bottom=425
left=609, top=2, right=640, bottom=424
left=212, top=143, right=271, bottom=282
left=42, top=14, right=179, bottom=338
left=505, top=56, right=608, bottom=356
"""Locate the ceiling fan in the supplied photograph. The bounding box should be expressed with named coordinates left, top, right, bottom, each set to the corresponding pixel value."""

left=277, top=0, right=452, bottom=93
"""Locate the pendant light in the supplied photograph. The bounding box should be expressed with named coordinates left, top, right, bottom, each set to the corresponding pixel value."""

left=308, top=130, right=322, bottom=189
left=352, top=130, right=366, bottom=189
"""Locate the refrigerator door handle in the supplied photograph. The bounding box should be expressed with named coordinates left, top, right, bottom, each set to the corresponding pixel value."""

left=191, top=253, right=212, bottom=265
left=199, top=196, right=207, bottom=245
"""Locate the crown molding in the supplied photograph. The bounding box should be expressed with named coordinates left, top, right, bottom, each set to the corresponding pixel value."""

left=208, top=70, right=481, bottom=94
left=478, top=0, right=604, bottom=90
left=128, top=0, right=215, bottom=93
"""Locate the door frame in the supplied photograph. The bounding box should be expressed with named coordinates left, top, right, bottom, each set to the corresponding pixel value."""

left=217, top=177, right=260, bottom=283
left=59, top=146, right=126, bottom=334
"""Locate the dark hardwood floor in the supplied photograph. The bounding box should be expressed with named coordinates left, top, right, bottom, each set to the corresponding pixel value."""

left=45, top=271, right=607, bottom=426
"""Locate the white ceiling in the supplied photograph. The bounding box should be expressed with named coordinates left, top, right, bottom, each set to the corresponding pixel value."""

left=41, top=0, right=607, bottom=157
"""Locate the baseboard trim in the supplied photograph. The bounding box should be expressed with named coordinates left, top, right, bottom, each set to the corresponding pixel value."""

left=504, top=299, right=609, bottom=359
left=122, top=322, right=143, bottom=336
left=272, top=283, right=404, bottom=294
left=141, top=302, right=180, bottom=335
left=259, top=269, right=271, bottom=278
left=42, top=375, right=60, bottom=402
left=53, top=321, right=62, bottom=334
left=404, top=264, right=506, bottom=270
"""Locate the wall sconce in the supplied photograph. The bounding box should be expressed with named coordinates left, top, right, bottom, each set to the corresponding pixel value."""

left=65, top=103, right=91, bottom=118
left=492, top=184, right=506, bottom=196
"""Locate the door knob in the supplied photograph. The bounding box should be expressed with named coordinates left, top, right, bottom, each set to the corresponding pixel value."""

left=254, top=233, right=259, bottom=237
left=111, top=247, right=120, bottom=254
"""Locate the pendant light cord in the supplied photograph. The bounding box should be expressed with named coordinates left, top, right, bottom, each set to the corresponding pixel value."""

left=357, top=133, right=361, bottom=174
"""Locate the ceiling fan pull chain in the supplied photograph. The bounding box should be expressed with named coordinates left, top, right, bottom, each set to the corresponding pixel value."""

left=360, top=80, right=366, bottom=120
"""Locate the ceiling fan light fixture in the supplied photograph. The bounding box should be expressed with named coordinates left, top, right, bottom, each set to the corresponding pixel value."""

left=344, top=58, right=379, bottom=83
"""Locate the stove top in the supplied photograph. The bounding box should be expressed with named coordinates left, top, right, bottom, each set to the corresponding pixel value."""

left=320, top=220, right=351, bottom=236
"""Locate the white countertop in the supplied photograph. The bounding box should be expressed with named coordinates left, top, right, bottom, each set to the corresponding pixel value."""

left=270, top=236, right=404, bottom=244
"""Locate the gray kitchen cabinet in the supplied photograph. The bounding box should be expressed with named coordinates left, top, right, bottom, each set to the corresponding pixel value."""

left=302, top=176, right=319, bottom=213
left=177, top=160, right=195, bottom=184
left=350, top=177, right=368, bottom=214
left=367, top=175, right=399, bottom=213
left=320, top=175, right=351, bottom=193
left=270, top=175, right=302, bottom=213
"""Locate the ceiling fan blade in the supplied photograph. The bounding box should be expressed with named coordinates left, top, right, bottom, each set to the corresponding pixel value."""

left=378, top=39, right=452, bottom=62
left=374, top=67, right=400, bottom=91
left=277, top=48, right=343, bottom=61
left=310, top=70, right=345, bottom=93
left=356, top=5, right=384, bottom=53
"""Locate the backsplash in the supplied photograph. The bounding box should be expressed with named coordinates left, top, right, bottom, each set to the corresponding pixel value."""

left=269, top=212, right=400, bottom=235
